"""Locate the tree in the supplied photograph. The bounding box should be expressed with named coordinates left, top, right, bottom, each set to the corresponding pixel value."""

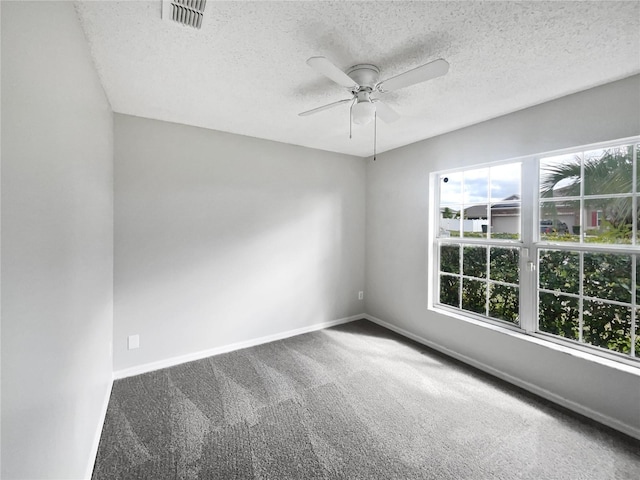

left=540, top=146, right=633, bottom=231
left=442, top=206, right=459, bottom=219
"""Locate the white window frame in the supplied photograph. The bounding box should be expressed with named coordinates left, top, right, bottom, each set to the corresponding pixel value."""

left=430, top=136, right=640, bottom=367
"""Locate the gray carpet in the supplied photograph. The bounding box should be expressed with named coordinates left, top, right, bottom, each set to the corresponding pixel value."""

left=93, top=320, right=640, bottom=479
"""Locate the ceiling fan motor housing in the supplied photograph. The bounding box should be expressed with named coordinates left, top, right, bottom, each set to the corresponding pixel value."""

left=346, top=64, right=380, bottom=90
left=347, top=65, right=379, bottom=125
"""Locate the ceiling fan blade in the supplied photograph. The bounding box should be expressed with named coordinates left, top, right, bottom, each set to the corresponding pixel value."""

left=298, top=98, right=352, bottom=117
left=377, top=58, right=449, bottom=93
left=373, top=100, right=400, bottom=123
left=306, top=56, right=359, bottom=89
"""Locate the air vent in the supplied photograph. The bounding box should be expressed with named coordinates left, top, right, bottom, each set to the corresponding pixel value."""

left=162, top=0, right=206, bottom=29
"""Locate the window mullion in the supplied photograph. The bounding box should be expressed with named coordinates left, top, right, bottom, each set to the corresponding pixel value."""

left=521, top=159, right=537, bottom=333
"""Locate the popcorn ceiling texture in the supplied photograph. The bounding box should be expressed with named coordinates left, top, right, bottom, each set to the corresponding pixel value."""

left=75, top=1, right=640, bottom=157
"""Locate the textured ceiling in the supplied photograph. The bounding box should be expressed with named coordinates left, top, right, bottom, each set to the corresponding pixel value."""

left=76, top=1, right=640, bottom=157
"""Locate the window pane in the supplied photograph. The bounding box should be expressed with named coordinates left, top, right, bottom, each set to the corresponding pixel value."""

left=583, top=253, right=631, bottom=304
left=637, top=205, right=640, bottom=246
left=462, top=279, right=486, bottom=315
left=636, top=308, right=639, bottom=358
left=439, top=275, right=459, bottom=308
left=462, top=204, right=488, bottom=238
left=583, top=145, right=633, bottom=196
left=439, top=207, right=461, bottom=238
left=538, top=292, right=579, bottom=340
left=540, top=200, right=580, bottom=241
left=440, top=245, right=460, bottom=274
left=463, top=168, right=489, bottom=204
left=540, top=153, right=581, bottom=199
left=439, top=172, right=462, bottom=205
left=489, top=284, right=519, bottom=324
left=463, top=246, right=486, bottom=278
left=583, top=300, right=631, bottom=354
left=490, top=247, right=519, bottom=284
left=539, top=249, right=580, bottom=295
left=584, top=197, right=632, bottom=244
left=637, top=259, right=640, bottom=305
left=490, top=200, right=520, bottom=239
left=634, top=143, right=638, bottom=246
left=490, top=163, right=521, bottom=201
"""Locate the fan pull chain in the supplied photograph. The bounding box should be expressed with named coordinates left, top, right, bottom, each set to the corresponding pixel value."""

left=373, top=111, right=377, bottom=161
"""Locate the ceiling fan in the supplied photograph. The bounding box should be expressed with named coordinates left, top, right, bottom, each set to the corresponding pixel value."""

left=299, top=56, right=450, bottom=126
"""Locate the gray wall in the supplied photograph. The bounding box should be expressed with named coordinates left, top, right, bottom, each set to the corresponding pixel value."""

left=114, top=114, right=365, bottom=372
left=1, top=2, right=114, bottom=478
left=366, top=75, right=640, bottom=437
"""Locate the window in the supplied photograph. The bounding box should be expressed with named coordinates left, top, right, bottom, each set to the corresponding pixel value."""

left=437, top=163, right=522, bottom=325
left=433, top=138, right=640, bottom=364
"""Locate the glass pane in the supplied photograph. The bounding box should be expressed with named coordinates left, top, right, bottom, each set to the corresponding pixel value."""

left=463, top=168, right=489, bottom=204
left=489, top=284, right=519, bottom=324
left=463, top=246, right=487, bottom=279
left=440, top=245, right=460, bottom=274
left=539, top=249, right=580, bottom=294
left=583, top=253, right=631, bottom=304
left=584, top=197, right=632, bottom=244
left=538, top=292, right=579, bottom=340
left=490, top=163, right=521, bottom=201
left=490, top=200, right=520, bottom=239
left=439, top=275, right=459, bottom=308
left=637, top=256, right=640, bottom=305
left=540, top=200, right=580, bottom=241
left=635, top=308, right=640, bottom=358
left=462, top=204, right=488, bottom=238
left=583, top=300, right=631, bottom=354
left=490, top=247, right=519, bottom=284
left=637, top=144, right=640, bottom=192
left=540, top=153, right=581, bottom=199
left=583, top=145, right=633, bottom=196
left=439, top=206, right=461, bottom=238
left=637, top=204, right=640, bottom=246
left=462, top=279, right=486, bottom=315
left=440, top=172, right=462, bottom=205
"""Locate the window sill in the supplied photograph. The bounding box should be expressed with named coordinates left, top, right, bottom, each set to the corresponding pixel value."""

left=430, top=305, right=640, bottom=376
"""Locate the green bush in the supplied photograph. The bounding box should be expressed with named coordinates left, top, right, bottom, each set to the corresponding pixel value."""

left=539, top=292, right=579, bottom=340
left=539, top=249, right=635, bottom=355
left=489, top=284, right=519, bottom=324
left=440, top=245, right=637, bottom=356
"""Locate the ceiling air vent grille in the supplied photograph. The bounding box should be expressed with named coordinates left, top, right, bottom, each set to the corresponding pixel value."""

left=162, top=0, right=206, bottom=29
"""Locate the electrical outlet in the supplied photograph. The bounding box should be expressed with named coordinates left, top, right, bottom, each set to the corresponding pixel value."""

left=128, top=334, right=140, bottom=350
left=358, top=291, right=364, bottom=300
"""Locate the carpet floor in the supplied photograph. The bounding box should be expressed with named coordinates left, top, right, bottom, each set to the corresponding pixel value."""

left=92, top=320, right=640, bottom=479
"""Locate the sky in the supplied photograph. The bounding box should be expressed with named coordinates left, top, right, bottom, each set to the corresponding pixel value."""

left=440, top=162, right=521, bottom=206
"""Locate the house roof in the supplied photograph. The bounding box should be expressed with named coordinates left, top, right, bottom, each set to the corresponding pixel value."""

left=463, top=194, right=521, bottom=218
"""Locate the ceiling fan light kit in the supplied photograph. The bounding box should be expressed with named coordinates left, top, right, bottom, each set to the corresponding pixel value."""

left=352, top=101, right=376, bottom=125
left=300, top=55, right=450, bottom=155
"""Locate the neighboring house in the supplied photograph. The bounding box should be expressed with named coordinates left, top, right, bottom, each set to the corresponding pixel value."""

left=441, top=195, right=521, bottom=234
left=448, top=193, right=602, bottom=235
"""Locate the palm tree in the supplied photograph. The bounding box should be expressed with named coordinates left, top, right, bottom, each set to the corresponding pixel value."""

left=540, top=146, right=633, bottom=231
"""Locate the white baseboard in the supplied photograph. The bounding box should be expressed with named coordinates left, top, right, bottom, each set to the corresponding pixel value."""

left=364, top=314, right=640, bottom=441
left=85, top=376, right=113, bottom=479
left=114, top=314, right=364, bottom=380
